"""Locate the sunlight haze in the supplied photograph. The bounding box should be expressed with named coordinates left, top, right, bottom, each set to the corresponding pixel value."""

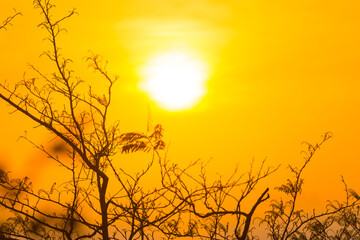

left=139, top=51, right=208, bottom=111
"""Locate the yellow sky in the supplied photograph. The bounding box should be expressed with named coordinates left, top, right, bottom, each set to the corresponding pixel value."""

left=1, top=0, right=360, bottom=210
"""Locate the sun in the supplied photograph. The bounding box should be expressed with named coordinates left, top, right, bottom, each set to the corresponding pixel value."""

left=139, top=51, right=208, bottom=111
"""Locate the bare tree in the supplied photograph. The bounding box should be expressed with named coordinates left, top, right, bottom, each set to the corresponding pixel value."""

left=261, top=132, right=360, bottom=240
left=0, top=1, right=277, bottom=239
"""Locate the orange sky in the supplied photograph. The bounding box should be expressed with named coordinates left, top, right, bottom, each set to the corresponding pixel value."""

left=1, top=0, right=360, bottom=211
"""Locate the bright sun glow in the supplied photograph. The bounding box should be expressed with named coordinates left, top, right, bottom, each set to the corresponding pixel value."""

left=139, top=51, right=208, bottom=111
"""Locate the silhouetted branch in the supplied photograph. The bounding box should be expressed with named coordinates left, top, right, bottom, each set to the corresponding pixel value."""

left=0, top=9, right=21, bottom=31
left=260, top=132, right=360, bottom=240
